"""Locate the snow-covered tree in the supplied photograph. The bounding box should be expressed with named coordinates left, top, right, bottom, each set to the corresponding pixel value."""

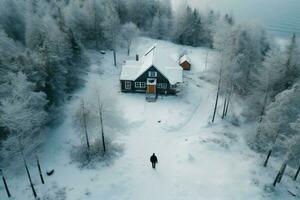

left=126, top=0, right=158, bottom=30
left=245, top=35, right=299, bottom=121
left=243, top=46, right=284, bottom=121
left=113, top=0, right=129, bottom=24
left=255, top=82, right=300, bottom=158
left=0, top=30, right=21, bottom=82
left=65, top=0, right=105, bottom=49
left=54, top=5, right=88, bottom=92
left=0, top=72, right=47, bottom=162
left=120, top=22, right=139, bottom=55
left=0, top=0, right=25, bottom=43
left=102, top=0, right=121, bottom=49
left=224, top=13, right=234, bottom=26
left=173, top=6, right=204, bottom=46
left=101, top=0, right=121, bottom=66
left=34, top=16, right=68, bottom=108
left=283, top=34, right=300, bottom=89
left=150, top=12, right=168, bottom=39
left=201, top=10, right=219, bottom=47
left=290, top=118, right=300, bottom=179
left=214, top=23, right=269, bottom=97
left=149, top=0, right=173, bottom=40
left=173, top=6, right=217, bottom=47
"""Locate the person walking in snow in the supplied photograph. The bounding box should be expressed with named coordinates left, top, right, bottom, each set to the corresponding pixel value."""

left=150, top=153, right=158, bottom=169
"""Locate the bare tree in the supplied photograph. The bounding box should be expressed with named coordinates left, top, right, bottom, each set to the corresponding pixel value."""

left=81, top=99, right=90, bottom=151
left=294, top=165, right=300, bottom=181
left=223, top=84, right=233, bottom=117
left=23, top=154, right=37, bottom=198
left=0, top=169, right=11, bottom=198
left=263, top=131, right=280, bottom=167
left=120, top=22, right=139, bottom=56
left=285, top=134, right=300, bottom=181
left=13, top=118, right=38, bottom=198
left=212, top=68, right=222, bottom=123
left=97, top=95, right=106, bottom=153
left=221, top=95, right=227, bottom=119
left=263, top=149, right=272, bottom=167
left=113, top=50, right=117, bottom=67
left=272, top=135, right=300, bottom=185
left=36, top=154, right=44, bottom=184
left=273, top=161, right=287, bottom=186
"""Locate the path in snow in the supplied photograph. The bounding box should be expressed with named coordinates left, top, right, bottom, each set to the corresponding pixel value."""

left=58, top=39, right=263, bottom=200
left=2, top=38, right=299, bottom=200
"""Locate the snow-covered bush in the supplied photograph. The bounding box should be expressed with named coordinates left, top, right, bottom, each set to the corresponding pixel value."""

left=71, top=88, right=126, bottom=168
left=70, top=138, right=123, bottom=168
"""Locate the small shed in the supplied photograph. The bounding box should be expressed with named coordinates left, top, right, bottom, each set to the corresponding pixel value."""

left=179, top=55, right=191, bottom=70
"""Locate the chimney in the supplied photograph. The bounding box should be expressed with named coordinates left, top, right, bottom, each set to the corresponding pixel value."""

left=136, top=54, right=139, bottom=61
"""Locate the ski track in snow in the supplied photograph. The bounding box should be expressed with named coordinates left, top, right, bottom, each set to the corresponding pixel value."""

left=1, top=38, right=299, bottom=200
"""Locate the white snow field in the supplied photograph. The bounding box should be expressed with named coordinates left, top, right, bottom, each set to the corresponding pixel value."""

left=1, top=38, right=299, bottom=200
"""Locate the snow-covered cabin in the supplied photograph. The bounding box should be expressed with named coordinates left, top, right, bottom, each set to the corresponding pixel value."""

left=179, top=55, right=191, bottom=70
left=120, top=44, right=183, bottom=96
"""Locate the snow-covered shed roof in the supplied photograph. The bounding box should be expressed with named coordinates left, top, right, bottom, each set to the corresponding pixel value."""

left=179, top=55, right=191, bottom=65
left=120, top=44, right=183, bottom=85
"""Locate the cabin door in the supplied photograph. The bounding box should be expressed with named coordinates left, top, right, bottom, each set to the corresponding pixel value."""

left=147, top=85, right=156, bottom=94
left=147, top=78, right=157, bottom=94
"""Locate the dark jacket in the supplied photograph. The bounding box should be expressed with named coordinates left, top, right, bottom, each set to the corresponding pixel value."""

left=150, top=154, right=158, bottom=163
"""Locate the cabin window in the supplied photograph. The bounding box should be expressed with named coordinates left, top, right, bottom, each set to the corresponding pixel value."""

left=157, top=83, right=168, bottom=89
left=135, top=82, right=146, bottom=88
left=124, top=81, right=131, bottom=90
left=148, top=71, right=157, bottom=77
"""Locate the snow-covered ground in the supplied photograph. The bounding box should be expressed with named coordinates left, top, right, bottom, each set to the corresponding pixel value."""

left=1, top=38, right=299, bottom=200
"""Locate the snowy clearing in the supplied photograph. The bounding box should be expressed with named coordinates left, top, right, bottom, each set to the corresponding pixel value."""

left=1, top=38, right=299, bottom=200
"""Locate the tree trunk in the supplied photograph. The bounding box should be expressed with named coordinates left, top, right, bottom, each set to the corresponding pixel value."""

left=293, top=165, right=300, bottom=181
left=277, top=163, right=287, bottom=183
left=113, top=49, right=117, bottom=67
left=97, top=95, right=106, bottom=153
left=36, top=155, right=44, bottom=184
left=273, top=161, right=287, bottom=187
left=222, top=96, right=227, bottom=119
left=225, top=85, right=232, bottom=117
left=212, top=69, right=222, bottom=123
left=224, top=95, right=230, bottom=117
left=24, top=158, right=37, bottom=198
left=259, top=88, right=269, bottom=123
left=264, top=150, right=272, bottom=167
left=82, top=100, right=90, bottom=150
left=273, top=171, right=281, bottom=187
left=0, top=170, right=11, bottom=198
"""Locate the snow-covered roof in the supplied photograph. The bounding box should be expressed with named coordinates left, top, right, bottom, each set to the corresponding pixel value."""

left=120, top=44, right=183, bottom=85
left=179, top=55, right=191, bottom=65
